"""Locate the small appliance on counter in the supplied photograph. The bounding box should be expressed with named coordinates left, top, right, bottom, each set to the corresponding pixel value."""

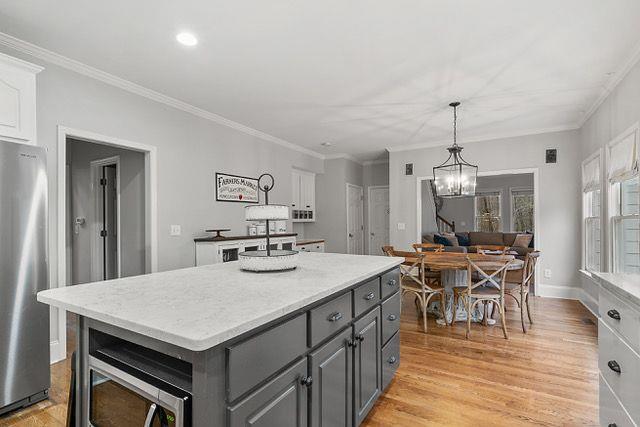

left=238, top=174, right=298, bottom=272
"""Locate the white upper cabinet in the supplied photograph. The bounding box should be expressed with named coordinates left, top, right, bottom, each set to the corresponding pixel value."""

left=0, top=53, right=43, bottom=145
left=291, top=169, right=316, bottom=222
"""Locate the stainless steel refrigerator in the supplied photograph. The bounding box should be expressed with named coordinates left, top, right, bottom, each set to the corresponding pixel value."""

left=0, top=140, right=50, bottom=415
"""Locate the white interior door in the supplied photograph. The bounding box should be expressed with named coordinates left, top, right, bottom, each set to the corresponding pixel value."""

left=347, top=184, right=364, bottom=254
left=368, top=186, right=389, bottom=255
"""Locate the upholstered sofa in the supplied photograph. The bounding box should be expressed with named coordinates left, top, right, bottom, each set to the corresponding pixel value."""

left=422, top=231, right=535, bottom=258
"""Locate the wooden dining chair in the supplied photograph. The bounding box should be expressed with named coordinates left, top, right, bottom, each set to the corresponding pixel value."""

left=454, top=255, right=514, bottom=339
left=503, top=251, right=539, bottom=333
left=412, top=243, right=445, bottom=253
left=383, top=246, right=446, bottom=332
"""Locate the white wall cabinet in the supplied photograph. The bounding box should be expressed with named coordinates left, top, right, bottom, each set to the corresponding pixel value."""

left=291, top=169, right=315, bottom=222
left=0, top=53, right=42, bottom=145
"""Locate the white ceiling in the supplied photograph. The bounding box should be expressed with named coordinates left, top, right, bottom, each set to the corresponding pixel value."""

left=1, top=0, right=640, bottom=160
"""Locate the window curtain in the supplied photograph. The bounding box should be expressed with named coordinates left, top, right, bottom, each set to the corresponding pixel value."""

left=582, top=155, right=600, bottom=192
left=608, top=130, right=638, bottom=182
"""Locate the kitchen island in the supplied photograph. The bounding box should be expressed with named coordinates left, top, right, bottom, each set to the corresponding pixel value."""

left=38, top=252, right=402, bottom=426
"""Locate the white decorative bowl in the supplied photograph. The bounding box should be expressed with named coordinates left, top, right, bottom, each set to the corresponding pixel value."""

left=245, top=205, right=289, bottom=221
left=238, top=250, right=299, bottom=272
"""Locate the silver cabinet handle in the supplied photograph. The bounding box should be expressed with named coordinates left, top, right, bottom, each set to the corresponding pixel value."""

left=387, top=314, right=397, bottom=321
left=364, top=292, right=375, bottom=301
left=327, top=312, right=343, bottom=322
left=144, top=403, right=157, bottom=427
left=387, top=279, right=397, bottom=286
left=388, top=356, right=397, bottom=365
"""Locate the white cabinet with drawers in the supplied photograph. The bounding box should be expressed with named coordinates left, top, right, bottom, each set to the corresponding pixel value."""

left=0, top=53, right=42, bottom=145
left=291, top=169, right=315, bottom=222
left=595, top=273, right=640, bottom=427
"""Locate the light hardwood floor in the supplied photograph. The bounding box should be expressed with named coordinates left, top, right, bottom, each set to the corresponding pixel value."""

left=0, top=297, right=598, bottom=427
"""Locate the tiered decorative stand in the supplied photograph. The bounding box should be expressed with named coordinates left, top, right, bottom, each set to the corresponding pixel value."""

left=238, top=174, right=299, bottom=271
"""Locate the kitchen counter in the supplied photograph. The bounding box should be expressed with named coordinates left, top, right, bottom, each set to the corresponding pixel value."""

left=193, top=232, right=297, bottom=242
left=38, top=252, right=402, bottom=351
left=593, top=272, right=640, bottom=309
left=38, top=252, right=402, bottom=426
left=296, top=238, right=325, bottom=245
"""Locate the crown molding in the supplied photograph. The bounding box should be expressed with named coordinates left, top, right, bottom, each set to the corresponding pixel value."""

left=0, top=50, right=43, bottom=73
left=324, top=153, right=364, bottom=165
left=362, top=159, right=389, bottom=166
left=386, top=124, right=579, bottom=153
left=578, top=39, right=640, bottom=128
left=0, top=32, right=325, bottom=159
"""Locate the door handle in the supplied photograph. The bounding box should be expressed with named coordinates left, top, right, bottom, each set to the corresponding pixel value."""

left=387, top=279, right=397, bottom=287
left=356, top=333, right=365, bottom=342
left=607, top=309, right=621, bottom=320
left=608, top=360, right=621, bottom=374
left=363, top=292, right=375, bottom=301
left=144, top=403, right=157, bottom=427
left=387, top=314, right=397, bottom=321
left=349, top=233, right=354, bottom=238
left=327, top=312, right=343, bottom=322
left=370, top=232, right=375, bottom=236
left=387, top=356, right=397, bottom=365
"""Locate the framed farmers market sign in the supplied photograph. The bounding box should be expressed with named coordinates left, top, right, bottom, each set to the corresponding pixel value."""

left=215, top=173, right=259, bottom=203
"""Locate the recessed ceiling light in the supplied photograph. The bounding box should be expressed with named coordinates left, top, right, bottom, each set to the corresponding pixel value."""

left=321, top=142, right=332, bottom=147
left=176, top=32, right=198, bottom=47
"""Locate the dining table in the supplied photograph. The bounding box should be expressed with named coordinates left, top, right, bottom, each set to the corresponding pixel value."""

left=404, top=251, right=525, bottom=325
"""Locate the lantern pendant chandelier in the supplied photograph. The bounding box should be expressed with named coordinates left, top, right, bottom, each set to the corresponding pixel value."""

left=432, top=102, right=478, bottom=198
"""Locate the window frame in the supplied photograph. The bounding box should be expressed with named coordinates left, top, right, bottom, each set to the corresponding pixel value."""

left=473, top=190, right=502, bottom=232
left=509, top=187, right=534, bottom=233
left=610, top=177, right=639, bottom=273
left=581, top=149, right=603, bottom=273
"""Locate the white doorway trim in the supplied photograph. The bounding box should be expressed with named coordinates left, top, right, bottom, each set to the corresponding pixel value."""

left=367, top=185, right=389, bottom=255
left=53, top=126, right=158, bottom=363
left=345, top=183, right=364, bottom=255
left=415, top=168, right=541, bottom=293
left=89, top=156, right=121, bottom=281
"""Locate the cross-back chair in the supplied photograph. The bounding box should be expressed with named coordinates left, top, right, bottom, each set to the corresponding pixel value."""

left=454, top=255, right=514, bottom=339
left=503, top=251, right=539, bottom=333
left=412, top=243, right=445, bottom=253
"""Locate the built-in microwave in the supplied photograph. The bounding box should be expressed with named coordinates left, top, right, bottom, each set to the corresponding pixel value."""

left=88, top=355, right=190, bottom=427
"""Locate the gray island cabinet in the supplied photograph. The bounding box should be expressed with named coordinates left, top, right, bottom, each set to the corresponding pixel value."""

left=38, top=252, right=403, bottom=426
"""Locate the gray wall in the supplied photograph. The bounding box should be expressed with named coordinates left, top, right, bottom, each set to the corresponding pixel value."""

left=306, top=158, right=363, bottom=253
left=67, top=139, right=146, bottom=284
left=434, top=173, right=534, bottom=232
left=578, top=55, right=640, bottom=311
left=363, top=161, right=389, bottom=254
left=0, top=46, right=324, bottom=348
left=390, top=130, right=581, bottom=292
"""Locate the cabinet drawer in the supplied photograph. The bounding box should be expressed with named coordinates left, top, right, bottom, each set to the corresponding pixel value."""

left=600, top=287, right=640, bottom=354
left=381, top=331, right=400, bottom=390
left=309, top=292, right=352, bottom=347
left=598, top=319, right=640, bottom=423
left=600, top=374, right=635, bottom=427
left=354, top=278, right=380, bottom=317
left=381, top=269, right=400, bottom=300
left=227, top=314, right=307, bottom=402
left=228, top=358, right=308, bottom=427
left=381, top=292, right=400, bottom=345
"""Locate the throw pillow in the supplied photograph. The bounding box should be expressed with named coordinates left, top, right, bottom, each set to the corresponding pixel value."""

left=442, top=232, right=459, bottom=247
left=433, top=234, right=452, bottom=246
left=455, top=232, right=470, bottom=246
left=512, top=233, right=533, bottom=248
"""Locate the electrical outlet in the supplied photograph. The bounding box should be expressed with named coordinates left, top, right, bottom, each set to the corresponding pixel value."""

left=397, top=222, right=405, bottom=230
left=170, top=225, right=181, bottom=236
left=544, top=268, right=551, bottom=278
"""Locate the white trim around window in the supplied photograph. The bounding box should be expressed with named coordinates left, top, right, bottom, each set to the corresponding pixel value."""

left=581, top=148, right=603, bottom=273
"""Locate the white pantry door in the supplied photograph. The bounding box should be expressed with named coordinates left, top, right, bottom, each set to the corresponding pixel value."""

left=368, top=186, right=389, bottom=255
left=347, top=184, right=364, bottom=255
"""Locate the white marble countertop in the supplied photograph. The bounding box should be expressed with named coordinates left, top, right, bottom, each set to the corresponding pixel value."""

left=593, top=272, right=640, bottom=308
left=38, top=252, right=402, bottom=351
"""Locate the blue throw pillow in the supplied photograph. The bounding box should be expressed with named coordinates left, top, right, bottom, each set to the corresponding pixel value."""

left=455, top=233, right=470, bottom=246
left=433, top=234, right=452, bottom=246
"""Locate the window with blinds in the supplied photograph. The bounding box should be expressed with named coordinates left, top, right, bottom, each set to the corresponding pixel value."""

left=582, top=152, right=601, bottom=272
left=608, top=126, right=639, bottom=274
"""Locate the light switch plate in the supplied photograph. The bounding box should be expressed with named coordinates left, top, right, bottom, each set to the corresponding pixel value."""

left=544, top=268, right=551, bottom=278
left=397, top=222, right=405, bottom=230
left=170, top=225, right=181, bottom=236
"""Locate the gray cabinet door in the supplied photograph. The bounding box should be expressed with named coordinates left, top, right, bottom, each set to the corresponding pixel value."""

left=228, top=358, right=308, bottom=427
left=353, top=307, right=381, bottom=425
left=309, top=328, right=353, bottom=427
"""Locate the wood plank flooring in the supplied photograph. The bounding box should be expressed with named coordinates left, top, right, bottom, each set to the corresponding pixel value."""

left=0, top=297, right=598, bottom=426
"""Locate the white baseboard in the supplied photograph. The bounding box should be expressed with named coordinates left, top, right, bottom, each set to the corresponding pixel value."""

left=50, top=339, right=66, bottom=364
left=536, top=283, right=581, bottom=299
